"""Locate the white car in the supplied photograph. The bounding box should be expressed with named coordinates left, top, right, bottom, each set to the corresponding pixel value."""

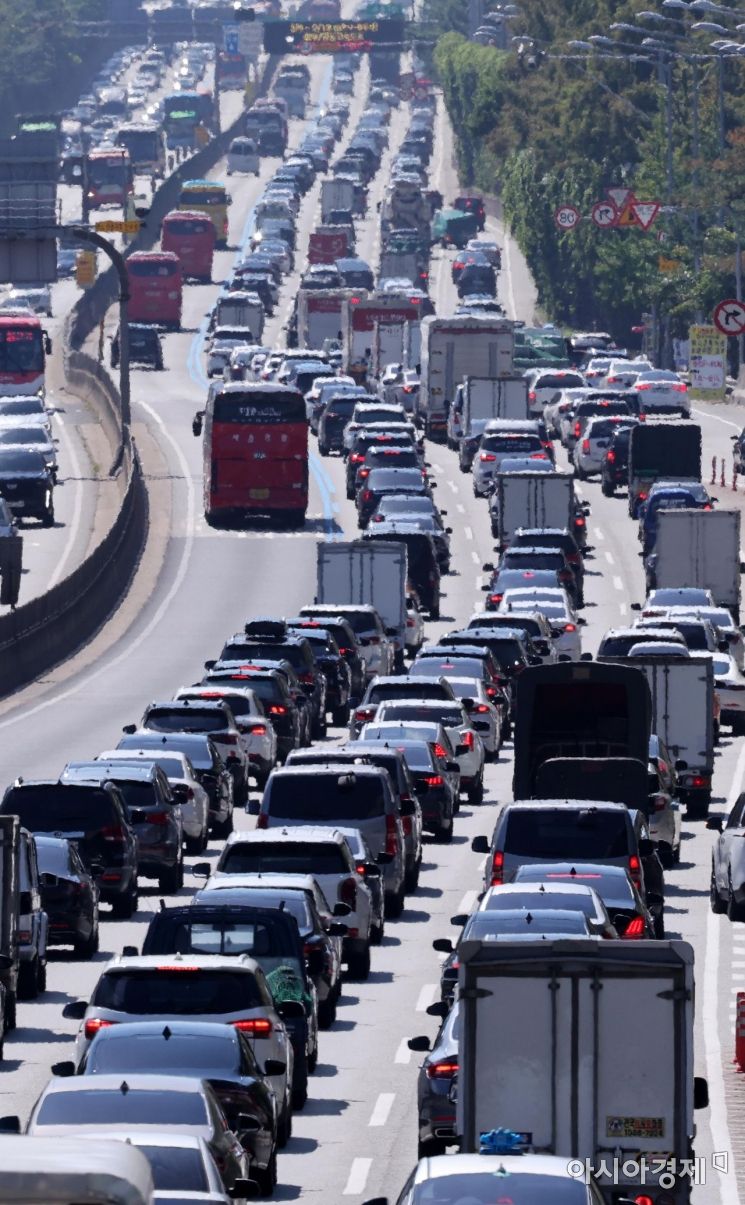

left=439, top=675, right=502, bottom=758
left=710, top=795, right=745, bottom=918
left=471, top=423, right=548, bottom=497
left=207, top=335, right=253, bottom=378
left=632, top=369, right=690, bottom=414
left=604, top=357, right=653, bottom=388
left=371, top=700, right=486, bottom=802
left=95, top=748, right=210, bottom=854
left=299, top=603, right=395, bottom=681
left=380, top=362, right=404, bottom=402
left=573, top=415, right=636, bottom=478
left=668, top=605, right=745, bottom=669
left=392, top=369, right=420, bottom=414
left=498, top=589, right=582, bottom=660
left=707, top=650, right=745, bottom=734
left=524, top=368, right=586, bottom=418
left=466, top=608, right=557, bottom=665
left=174, top=685, right=278, bottom=788
left=405, top=590, right=425, bottom=654
left=640, top=587, right=715, bottom=618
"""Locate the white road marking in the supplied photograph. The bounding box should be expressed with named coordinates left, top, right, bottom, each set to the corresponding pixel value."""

left=0, top=398, right=196, bottom=732
left=703, top=740, right=745, bottom=1205
left=476, top=575, right=484, bottom=590
left=456, top=503, right=465, bottom=514
left=619, top=602, right=628, bottom=616
left=394, top=1038, right=412, bottom=1065
left=595, top=528, right=605, bottom=541
left=369, top=1093, right=395, bottom=1126
left=613, top=575, right=624, bottom=591
left=343, top=1158, right=373, bottom=1195
left=458, top=889, right=477, bottom=914
left=448, top=480, right=458, bottom=493
left=464, top=526, right=473, bottom=541
left=471, top=550, right=480, bottom=564
left=605, top=551, right=615, bottom=565
left=693, top=406, right=740, bottom=431
left=47, top=410, right=85, bottom=590
left=416, top=983, right=437, bottom=1012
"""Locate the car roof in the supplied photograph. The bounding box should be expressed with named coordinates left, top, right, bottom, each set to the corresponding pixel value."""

left=100, top=953, right=262, bottom=974
left=507, top=800, right=631, bottom=813
left=39, top=1073, right=212, bottom=1096
left=412, top=1152, right=581, bottom=1180
left=222, top=825, right=349, bottom=846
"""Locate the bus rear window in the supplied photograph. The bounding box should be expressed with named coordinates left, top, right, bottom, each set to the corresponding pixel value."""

left=212, top=392, right=306, bottom=424
left=128, top=260, right=178, bottom=278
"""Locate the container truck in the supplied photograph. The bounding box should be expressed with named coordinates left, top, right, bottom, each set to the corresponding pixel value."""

left=456, top=937, right=709, bottom=1203
left=646, top=508, right=742, bottom=618
left=370, top=317, right=421, bottom=379
left=321, top=178, right=355, bottom=223
left=342, top=293, right=424, bottom=383
left=316, top=540, right=408, bottom=668
left=308, top=226, right=351, bottom=265
left=628, top=421, right=702, bottom=517
left=296, top=289, right=354, bottom=350
left=491, top=470, right=574, bottom=550
left=450, top=374, right=529, bottom=462
left=418, top=316, right=516, bottom=442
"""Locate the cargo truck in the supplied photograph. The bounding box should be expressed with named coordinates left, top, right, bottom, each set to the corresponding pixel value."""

left=628, top=421, right=702, bottom=517
left=451, top=374, right=529, bottom=463
left=321, top=178, right=355, bottom=223
left=419, top=316, right=515, bottom=442
left=342, top=294, right=424, bottom=383
left=296, top=289, right=355, bottom=350
left=308, top=226, right=352, bottom=265
left=491, top=470, right=574, bottom=550
left=456, top=937, right=709, bottom=1203
left=646, top=508, right=742, bottom=618
left=379, top=250, right=420, bottom=287
left=370, top=317, right=421, bottom=379
left=316, top=540, right=408, bottom=668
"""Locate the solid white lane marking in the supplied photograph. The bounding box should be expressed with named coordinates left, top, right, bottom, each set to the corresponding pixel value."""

left=369, top=1093, right=395, bottom=1126
left=693, top=406, right=740, bottom=431
left=464, top=526, right=473, bottom=541
left=344, top=1159, right=373, bottom=1195
left=47, top=409, right=84, bottom=589
left=605, top=551, right=615, bottom=565
left=613, top=576, right=624, bottom=591
left=416, top=983, right=437, bottom=1012
left=448, top=480, right=458, bottom=493
left=703, top=740, right=745, bottom=1205
left=458, top=889, right=477, bottom=914
left=394, top=1038, right=411, bottom=1065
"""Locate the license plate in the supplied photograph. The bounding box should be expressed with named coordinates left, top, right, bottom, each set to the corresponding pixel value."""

left=250, top=488, right=270, bottom=500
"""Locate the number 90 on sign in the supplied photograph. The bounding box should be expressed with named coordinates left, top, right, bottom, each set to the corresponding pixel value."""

left=554, top=204, right=580, bottom=231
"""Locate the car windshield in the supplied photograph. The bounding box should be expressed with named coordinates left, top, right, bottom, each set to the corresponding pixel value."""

left=464, top=911, right=588, bottom=936
left=408, top=1172, right=590, bottom=1204
left=145, top=709, right=227, bottom=734
left=1, top=785, right=117, bottom=832
left=267, top=774, right=385, bottom=820
left=378, top=703, right=462, bottom=726
left=35, top=1089, right=208, bottom=1127
left=92, top=969, right=262, bottom=1013
left=118, top=734, right=213, bottom=770
left=504, top=811, right=629, bottom=858
left=138, top=1146, right=209, bottom=1192
left=202, top=888, right=313, bottom=930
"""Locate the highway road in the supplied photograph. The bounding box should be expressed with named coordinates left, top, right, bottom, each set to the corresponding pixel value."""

left=0, top=37, right=743, bottom=1205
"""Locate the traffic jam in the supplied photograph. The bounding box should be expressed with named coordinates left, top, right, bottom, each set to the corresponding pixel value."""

left=2, top=4, right=745, bottom=1204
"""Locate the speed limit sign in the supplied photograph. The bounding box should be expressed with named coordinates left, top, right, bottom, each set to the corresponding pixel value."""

left=554, top=204, right=581, bottom=232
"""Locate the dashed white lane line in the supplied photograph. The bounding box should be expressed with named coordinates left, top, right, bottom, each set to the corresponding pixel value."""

left=47, top=410, right=84, bottom=590
left=456, top=502, right=465, bottom=514
left=471, top=550, right=480, bottom=564
left=394, top=1038, right=412, bottom=1065
left=595, top=528, right=605, bottom=541
left=458, top=889, right=477, bottom=914
left=416, top=983, right=437, bottom=1012
left=619, top=602, right=628, bottom=617
left=605, top=551, right=615, bottom=565
left=464, top=526, right=473, bottom=541
left=344, top=1158, right=373, bottom=1195
left=369, top=1093, right=395, bottom=1126
left=612, top=575, right=624, bottom=591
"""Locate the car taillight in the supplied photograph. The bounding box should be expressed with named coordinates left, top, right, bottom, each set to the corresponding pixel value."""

left=690, top=774, right=710, bottom=789
left=425, top=774, right=443, bottom=786
left=635, top=382, right=652, bottom=391
left=606, top=375, right=619, bottom=383
left=490, top=850, right=504, bottom=885
left=403, top=384, right=416, bottom=393
left=623, top=916, right=646, bottom=939
left=434, top=743, right=447, bottom=759
left=582, top=439, right=590, bottom=454
left=385, top=812, right=398, bottom=857
left=528, top=390, right=536, bottom=402
left=299, top=672, right=315, bottom=685
left=573, top=421, right=581, bottom=437
left=606, top=450, right=615, bottom=464
left=673, top=382, right=688, bottom=392
left=256, top=814, right=268, bottom=829
left=638, top=490, right=648, bottom=501
left=85, top=1018, right=114, bottom=1040
left=574, top=516, right=585, bottom=527
left=629, top=854, right=641, bottom=888
left=359, top=467, right=370, bottom=479
left=564, top=623, right=576, bottom=632
left=480, top=452, right=497, bottom=462
left=355, top=706, right=376, bottom=723
left=473, top=703, right=490, bottom=713
left=233, top=1018, right=273, bottom=1035
left=249, top=724, right=267, bottom=736
left=489, top=593, right=502, bottom=605
left=350, top=452, right=365, bottom=463
left=148, top=811, right=170, bottom=826
left=268, top=704, right=287, bottom=715
left=340, top=876, right=357, bottom=908
left=100, top=825, right=126, bottom=843
left=426, top=1059, right=459, bottom=1079
left=461, top=730, right=474, bottom=749
left=362, top=490, right=372, bottom=501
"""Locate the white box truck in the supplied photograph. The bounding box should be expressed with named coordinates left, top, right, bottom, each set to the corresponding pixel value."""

left=490, top=470, right=574, bottom=549
left=456, top=937, right=709, bottom=1203
left=316, top=540, right=408, bottom=666
left=371, top=318, right=421, bottom=380
left=634, top=654, right=715, bottom=820
left=419, top=316, right=515, bottom=442
left=450, top=374, right=529, bottom=463
left=321, top=178, right=355, bottom=222
left=296, top=289, right=353, bottom=350
left=648, top=508, right=742, bottom=618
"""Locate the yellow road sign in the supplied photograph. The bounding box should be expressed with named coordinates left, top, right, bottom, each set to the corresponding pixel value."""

left=75, top=250, right=97, bottom=288
left=658, top=256, right=681, bottom=274
left=94, top=220, right=141, bottom=234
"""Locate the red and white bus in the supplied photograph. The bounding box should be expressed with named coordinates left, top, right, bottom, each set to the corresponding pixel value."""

left=0, top=313, right=50, bottom=396
left=161, top=210, right=216, bottom=282
left=126, top=252, right=182, bottom=329
left=86, top=147, right=134, bottom=209
left=193, top=382, right=308, bottom=528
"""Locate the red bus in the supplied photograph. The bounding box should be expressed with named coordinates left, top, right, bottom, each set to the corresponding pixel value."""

left=0, top=313, right=50, bottom=396
left=161, top=210, right=216, bottom=282
left=126, top=251, right=182, bottom=329
left=86, top=147, right=134, bottom=209
left=193, top=383, right=308, bottom=527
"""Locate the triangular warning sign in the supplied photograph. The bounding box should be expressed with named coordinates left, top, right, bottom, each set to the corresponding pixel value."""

left=630, top=200, right=661, bottom=231
left=606, top=187, right=635, bottom=211
left=616, top=204, right=640, bottom=228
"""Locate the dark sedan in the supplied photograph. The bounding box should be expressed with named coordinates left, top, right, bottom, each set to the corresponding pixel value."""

left=0, top=448, right=54, bottom=525
left=356, top=466, right=430, bottom=528
left=35, top=834, right=100, bottom=958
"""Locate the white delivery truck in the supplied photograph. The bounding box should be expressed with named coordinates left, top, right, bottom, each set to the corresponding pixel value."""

left=211, top=291, right=264, bottom=340
left=491, top=470, right=574, bottom=549
left=379, top=250, right=419, bottom=286
left=419, top=315, right=516, bottom=442
left=456, top=938, right=709, bottom=1203
left=296, top=289, right=354, bottom=350
left=450, top=374, right=529, bottom=461
left=634, top=654, right=715, bottom=821
left=342, top=293, right=422, bottom=383
left=316, top=540, right=408, bottom=669
left=371, top=318, right=421, bottom=378
left=648, top=508, right=742, bottom=618
left=321, top=178, right=355, bottom=222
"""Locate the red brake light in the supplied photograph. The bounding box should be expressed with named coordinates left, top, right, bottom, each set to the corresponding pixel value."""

left=582, top=439, right=590, bottom=454
left=385, top=812, right=398, bottom=857
left=672, top=382, right=687, bottom=392
left=299, top=671, right=315, bottom=685
left=233, top=1018, right=273, bottom=1035
left=480, top=452, right=497, bottom=462
left=84, top=1018, right=115, bottom=1040
left=426, top=1059, right=459, bottom=1080
left=249, top=723, right=267, bottom=735
left=434, top=743, right=447, bottom=759
left=489, top=594, right=502, bottom=605
left=490, top=849, right=504, bottom=886
left=256, top=813, right=268, bottom=829
left=362, top=490, right=372, bottom=501
left=606, top=450, right=615, bottom=464
left=473, top=703, right=490, bottom=713
left=528, top=390, right=536, bottom=402
left=425, top=774, right=443, bottom=786
left=606, top=375, right=619, bottom=383
left=638, top=490, right=648, bottom=501
left=268, top=704, right=287, bottom=715
left=350, top=453, right=365, bottom=463
left=148, top=811, right=170, bottom=826
left=355, top=706, right=376, bottom=722
left=461, top=730, right=474, bottom=749
left=574, top=516, right=586, bottom=527
left=564, top=623, right=576, bottom=633
left=623, top=916, right=646, bottom=939
left=573, top=421, right=581, bottom=437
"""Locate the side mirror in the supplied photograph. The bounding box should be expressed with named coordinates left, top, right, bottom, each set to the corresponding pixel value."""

left=400, top=799, right=416, bottom=817
left=471, top=834, right=490, bottom=854
left=192, top=862, right=211, bottom=877
left=579, top=652, right=593, bottom=661
left=407, top=1035, right=431, bottom=1052
left=62, top=1000, right=87, bottom=1020
left=237, top=1115, right=262, bottom=1133
left=263, top=1059, right=286, bottom=1076
left=192, top=411, right=204, bottom=437
left=0, top=1117, right=20, bottom=1133
left=706, top=816, right=723, bottom=832
left=51, top=1060, right=75, bottom=1077
left=694, top=1076, right=709, bottom=1110
left=675, top=759, right=688, bottom=772
left=44, top=334, right=52, bottom=355
left=482, top=562, right=494, bottom=572
left=638, top=838, right=655, bottom=856
left=230, top=1180, right=260, bottom=1200
left=646, top=891, right=664, bottom=906
left=122, top=723, right=136, bottom=734
left=718, top=640, right=730, bottom=653
left=122, top=945, right=138, bottom=957
left=450, top=913, right=468, bottom=926
left=630, top=602, right=641, bottom=611
left=446, top=760, right=460, bottom=773
left=426, top=1000, right=448, bottom=1018
left=328, top=921, right=348, bottom=936
left=432, top=937, right=453, bottom=953
left=333, top=902, right=351, bottom=917
left=455, top=744, right=468, bottom=757
left=278, top=1000, right=305, bottom=1019
left=362, top=862, right=381, bottom=878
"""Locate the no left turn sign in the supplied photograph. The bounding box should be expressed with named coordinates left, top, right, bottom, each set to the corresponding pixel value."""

left=713, top=298, right=745, bottom=336
left=554, top=205, right=580, bottom=232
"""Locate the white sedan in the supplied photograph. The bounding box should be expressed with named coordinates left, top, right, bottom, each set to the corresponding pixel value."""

left=709, top=797, right=745, bottom=919
left=632, top=369, right=690, bottom=415
left=498, top=588, right=583, bottom=660
left=174, top=684, right=278, bottom=787
left=441, top=675, right=503, bottom=759
left=707, top=651, right=745, bottom=734
left=372, top=700, right=486, bottom=801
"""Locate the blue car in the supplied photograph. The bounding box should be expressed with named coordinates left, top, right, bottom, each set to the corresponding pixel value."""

left=638, top=483, right=712, bottom=555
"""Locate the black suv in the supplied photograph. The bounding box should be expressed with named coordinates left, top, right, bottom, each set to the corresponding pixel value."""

left=286, top=622, right=351, bottom=727
left=287, top=615, right=365, bottom=708
left=0, top=448, right=54, bottom=526
left=0, top=780, right=138, bottom=918
left=318, top=395, right=360, bottom=456
left=111, top=324, right=163, bottom=371
left=362, top=525, right=441, bottom=618
left=218, top=620, right=327, bottom=738
left=601, top=424, right=634, bottom=496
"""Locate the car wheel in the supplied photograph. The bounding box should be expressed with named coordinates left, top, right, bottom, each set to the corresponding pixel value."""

left=711, top=865, right=726, bottom=913
left=277, top=1103, right=292, bottom=1147
left=405, top=857, right=421, bottom=893
left=468, top=774, right=485, bottom=805
left=212, top=807, right=234, bottom=840
left=728, top=872, right=745, bottom=922
left=331, top=703, right=349, bottom=727
left=41, top=502, right=54, bottom=527
left=291, top=1049, right=308, bottom=1109
left=658, top=843, right=674, bottom=870
left=385, top=886, right=404, bottom=920
left=601, top=481, right=614, bottom=497
left=4, top=992, right=15, bottom=1032
left=158, top=860, right=183, bottom=894
left=255, top=1149, right=277, bottom=1197
left=74, top=922, right=100, bottom=959
left=111, top=880, right=138, bottom=919
left=686, top=792, right=710, bottom=820
left=347, top=943, right=371, bottom=980
left=18, top=957, right=41, bottom=1000
left=371, top=917, right=385, bottom=945
left=308, top=1042, right=318, bottom=1073
left=185, top=832, right=204, bottom=855
left=318, top=995, right=337, bottom=1029
left=653, top=912, right=665, bottom=940
left=434, top=815, right=454, bottom=844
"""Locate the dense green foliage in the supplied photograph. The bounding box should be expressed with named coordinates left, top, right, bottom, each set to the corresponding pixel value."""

left=430, top=6, right=745, bottom=348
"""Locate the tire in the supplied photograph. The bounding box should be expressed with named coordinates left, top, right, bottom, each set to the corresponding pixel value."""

left=318, top=994, right=337, bottom=1029
left=653, top=912, right=665, bottom=940
left=434, top=815, right=454, bottom=844
left=711, top=866, right=726, bottom=914
left=159, top=858, right=183, bottom=894
left=41, top=504, right=54, bottom=528
left=308, top=1042, right=318, bottom=1074
left=291, top=1049, right=308, bottom=1109
left=686, top=792, right=710, bottom=820
left=277, top=1105, right=292, bottom=1148
left=18, top=957, right=41, bottom=1001
left=331, top=703, right=349, bottom=727
left=74, top=922, right=100, bottom=959
left=4, top=991, right=16, bottom=1032
left=111, top=881, right=138, bottom=920
left=346, top=943, right=371, bottom=981
left=212, top=808, right=234, bottom=840
left=468, top=774, right=484, bottom=805
left=185, top=832, right=204, bottom=855
left=255, top=1150, right=278, bottom=1197
left=601, top=481, right=614, bottom=497
left=318, top=442, right=329, bottom=456
left=385, top=887, right=404, bottom=920
left=430, top=603, right=440, bottom=621
left=658, top=843, right=674, bottom=871
left=405, top=857, right=421, bottom=893
left=312, top=714, right=327, bottom=739
left=728, top=875, right=745, bottom=922
left=370, top=918, right=385, bottom=945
